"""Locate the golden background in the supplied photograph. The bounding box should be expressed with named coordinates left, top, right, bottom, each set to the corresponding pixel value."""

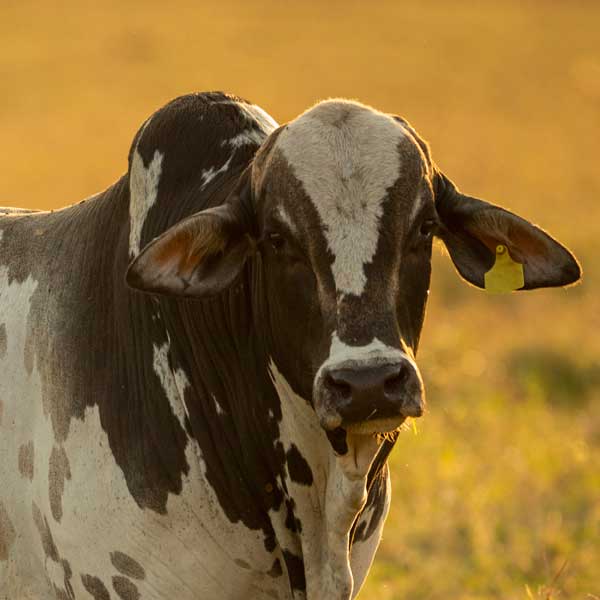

left=2, top=1, right=599, bottom=598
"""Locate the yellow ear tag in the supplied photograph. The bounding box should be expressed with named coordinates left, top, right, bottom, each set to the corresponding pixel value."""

left=484, top=245, right=524, bottom=293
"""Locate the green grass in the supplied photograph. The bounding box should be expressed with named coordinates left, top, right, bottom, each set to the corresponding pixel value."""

left=1, top=1, right=599, bottom=597
left=365, top=370, right=600, bottom=598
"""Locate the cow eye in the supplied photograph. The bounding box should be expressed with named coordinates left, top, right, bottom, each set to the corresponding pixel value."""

left=419, top=219, right=438, bottom=239
left=268, top=232, right=285, bottom=252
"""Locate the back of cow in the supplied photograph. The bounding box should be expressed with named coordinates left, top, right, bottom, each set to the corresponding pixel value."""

left=0, top=189, right=134, bottom=599
left=1, top=207, right=69, bottom=597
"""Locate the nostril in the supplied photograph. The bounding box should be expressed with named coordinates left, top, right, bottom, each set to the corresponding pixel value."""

left=325, top=373, right=353, bottom=400
left=383, top=364, right=409, bottom=397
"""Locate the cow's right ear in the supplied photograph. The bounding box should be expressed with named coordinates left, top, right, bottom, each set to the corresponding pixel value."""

left=126, top=172, right=255, bottom=298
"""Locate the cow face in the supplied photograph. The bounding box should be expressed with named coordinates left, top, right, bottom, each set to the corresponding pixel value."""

left=127, top=99, right=580, bottom=440
left=249, top=102, right=435, bottom=436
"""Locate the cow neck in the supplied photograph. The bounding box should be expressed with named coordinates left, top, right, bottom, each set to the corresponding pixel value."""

left=131, top=206, right=392, bottom=598
left=149, top=278, right=296, bottom=530
left=249, top=253, right=392, bottom=598
left=145, top=260, right=386, bottom=597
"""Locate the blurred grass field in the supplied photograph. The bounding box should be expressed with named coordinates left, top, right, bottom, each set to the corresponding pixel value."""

left=1, top=0, right=599, bottom=597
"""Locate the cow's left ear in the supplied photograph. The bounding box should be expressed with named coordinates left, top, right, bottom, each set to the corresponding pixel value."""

left=434, top=169, right=581, bottom=290
left=126, top=171, right=255, bottom=297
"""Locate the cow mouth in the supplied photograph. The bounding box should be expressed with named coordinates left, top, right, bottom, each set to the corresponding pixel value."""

left=344, top=415, right=406, bottom=435
left=317, top=403, right=414, bottom=436
left=326, top=425, right=395, bottom=480
left=323, top=409, right=418, bottom=479
left=325, top=414, right=405, bottom=453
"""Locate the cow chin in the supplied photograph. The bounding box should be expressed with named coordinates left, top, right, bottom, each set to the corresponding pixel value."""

left=344, top=416, right=405, bottom=435
left=315, top=400, right=407, bottom=436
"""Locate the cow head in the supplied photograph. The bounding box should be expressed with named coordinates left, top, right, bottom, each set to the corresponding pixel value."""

left=127, top=99, right=580, bottom=445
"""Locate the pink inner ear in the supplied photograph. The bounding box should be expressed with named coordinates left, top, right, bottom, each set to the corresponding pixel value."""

left=507, top=224, right=548, bottom=257
left=151, top=217, right=229, bottom=280
left=127, top=208, right=252, bottom=296
left=151, top=230, right=197, bottom=279
left=462, top=226, right=522, bottom=264
left=467, top=212, right=549, bottom=266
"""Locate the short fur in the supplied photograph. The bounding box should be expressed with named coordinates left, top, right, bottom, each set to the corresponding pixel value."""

left=0, top=91, right=580, bottom=600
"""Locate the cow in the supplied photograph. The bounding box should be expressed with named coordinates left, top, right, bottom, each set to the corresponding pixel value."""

left=0, top=91, right=580, bottom=600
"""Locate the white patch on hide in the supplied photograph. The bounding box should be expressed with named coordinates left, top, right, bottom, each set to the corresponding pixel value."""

left=0, top=265, right=283, bottom=598
left=268, top=359, right=387, bottom=599
left=129, top=148, right=164, bottom=257
left=153, top=341, right=191, bottom=429
left=57, top=404, right=280, bottom=599
left=212, top=394, right=225, bottom=416
left=44, top=557, right=68, bottom=595
left=201, top=155, right=233, bottom=188
left=409, top=191, right=424, bottom=224
left=349, top=468, right=392, bottom=598
left=277, top=206, right=296, bottom=233
left=276, top=100, right=405, bottom=297
left=223, top=130, right=266, bottom=148
left=215, top=100, right=278, bottom=135
left=0, top=268, right=51, bottom=595
left=237, top=104, right=279, bottom=135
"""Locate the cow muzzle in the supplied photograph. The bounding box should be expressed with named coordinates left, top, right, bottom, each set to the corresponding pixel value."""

left=315, top=356, right=424, bottom=434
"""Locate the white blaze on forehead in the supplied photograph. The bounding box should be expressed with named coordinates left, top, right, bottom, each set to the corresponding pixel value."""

left=129, top=148, right=164, bottom=257
left=276, top=100, right=405, bottom=296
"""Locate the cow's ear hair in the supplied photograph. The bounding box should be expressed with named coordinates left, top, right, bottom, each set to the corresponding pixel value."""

left=126, top=169, right=255, bottom=297
left=434, top=169, right=581, bottom=290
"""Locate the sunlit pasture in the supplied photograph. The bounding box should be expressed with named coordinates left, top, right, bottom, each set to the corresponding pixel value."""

left=1, top=1, right=599, bottom=597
